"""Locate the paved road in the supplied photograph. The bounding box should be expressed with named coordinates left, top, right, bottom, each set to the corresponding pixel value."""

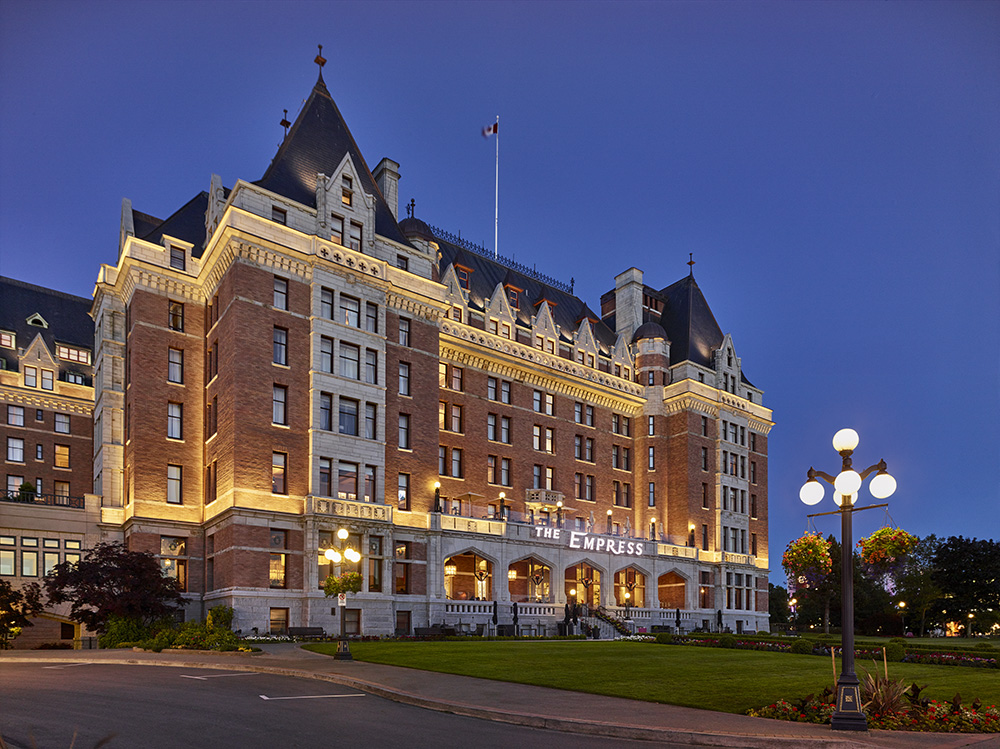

left=0, top=663, right=683, bottom=749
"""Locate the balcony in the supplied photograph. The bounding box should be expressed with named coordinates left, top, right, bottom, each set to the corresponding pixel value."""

left=1, top=490, right=84, bottom=509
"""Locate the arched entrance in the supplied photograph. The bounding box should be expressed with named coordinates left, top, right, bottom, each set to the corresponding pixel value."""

left=564, top=563, right=602, bottom=609
left=443, top=553, right=493, bottom=600
left=614, top=567, right=646, bottom=608
left=658, top=571, right=686, bottom=609
left=508, top=557, right=551, bottom=602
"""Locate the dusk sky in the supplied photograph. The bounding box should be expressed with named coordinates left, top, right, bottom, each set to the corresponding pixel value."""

left=2, top=1, right=997, bottom=583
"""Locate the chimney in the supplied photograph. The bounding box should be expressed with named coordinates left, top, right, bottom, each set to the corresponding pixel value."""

left=374, top=158, right=400, bottom=220
left=614, top=267, right=644, bottom=340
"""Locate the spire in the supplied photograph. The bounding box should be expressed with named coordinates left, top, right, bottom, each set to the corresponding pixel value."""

left=687, top=252, right=695, bottom=277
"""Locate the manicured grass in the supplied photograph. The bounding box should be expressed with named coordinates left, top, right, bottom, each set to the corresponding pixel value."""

left=305, top=640, right=1000, bottom=715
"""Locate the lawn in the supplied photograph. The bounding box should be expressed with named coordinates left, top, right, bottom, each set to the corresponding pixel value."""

left=305, top=640, right=1000, bottom=715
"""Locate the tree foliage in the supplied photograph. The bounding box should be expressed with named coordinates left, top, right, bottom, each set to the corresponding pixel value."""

left=0, top=580, right=43, bottom=649
left=768, top=583, right=790, bottom=624
left=932, top=536, right=1000, bottom=633
left=43, top=542, right=184, bottom=633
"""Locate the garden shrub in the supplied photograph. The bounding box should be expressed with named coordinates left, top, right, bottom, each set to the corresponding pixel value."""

left=206, top=605, right=235, bottom=633
left=974, top=642, right=994, bottom=651
left=100, top=616, right=150, bottom=649
left=791, top=639, right=814, bottom=655
left=655, top=633, right=675, bottom=645
left=885, top=642, right=905, bottom=662
left=719, top=634, right=737, bottom=649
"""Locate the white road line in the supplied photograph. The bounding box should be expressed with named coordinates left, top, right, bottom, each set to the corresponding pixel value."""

left=180, top=673, right=256, bottom=681
left=259, top=694, right=365, bottom=701
left=42, top=663, right=92, bottom=669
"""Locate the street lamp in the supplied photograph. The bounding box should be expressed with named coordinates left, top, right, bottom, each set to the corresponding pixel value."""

left=433, top=481, right=442, bottom=513
left=324, top=527, right=361, bottom=661
left=897, top=601, right=906, bottom=636
left=556, top=500, right=564, bottom=529
left=799, top=428, right=896, bottom=732
left=606, top=509, right=613, bottom=535
left=498, top=491, right=507, bottom=521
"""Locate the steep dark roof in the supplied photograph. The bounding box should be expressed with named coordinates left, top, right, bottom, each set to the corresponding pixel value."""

left=657, top=275, right=723, bottom=369
left=137, top=191, right=211, bottom=258
left=256, top=74, right=410, bottom=247
left=632, top=320, right=667, bottom=343
left=436, top=240, right=617, bottom=353
left=0, top=277, right=93, bottom=371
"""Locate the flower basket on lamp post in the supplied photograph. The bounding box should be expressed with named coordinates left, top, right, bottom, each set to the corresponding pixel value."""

left=857, top=528, right=917, bottom=575
left=781, top=533, right=833, bottom=589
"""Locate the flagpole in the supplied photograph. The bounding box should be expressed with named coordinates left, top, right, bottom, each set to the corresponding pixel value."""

left=494, top=115, right=499, bottom=259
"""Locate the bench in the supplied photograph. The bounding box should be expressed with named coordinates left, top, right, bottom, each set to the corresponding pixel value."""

left=287, top=626, right=326, bottom=640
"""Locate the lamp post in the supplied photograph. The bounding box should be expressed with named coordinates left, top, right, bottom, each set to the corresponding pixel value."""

left=433, top=481, right=442, bottom=513
left=556, top=500, right=564, bottom=529
left=323, top=527, right=361, bottom=661
left=799, top=428, right=897, bottom=732
left=897, top=601, right=906, bottom=636
left=498, top=491, right=507, bottom=521
left=606, top=509, right=613, bottom=535
left=788, top=597, right=798, bottom=631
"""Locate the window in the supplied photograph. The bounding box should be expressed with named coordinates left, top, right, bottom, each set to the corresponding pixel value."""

left=701, top=447, right=709, bottom=471
left=338, top=462, right=358, bottom=501
left=56, top=345, right=90, bottom=365
left=488, top=377, right=498, bottom=401
left=507, top=288, right=519, bottom=309
left=269, top=608, right=289, bottom=635
left=751, top=494, right=758, bottom=519
left=500, top=458, right=511, bottom=486
left=647, top=371, right=654, bottom=385
left=0, top=549, right=13, bottom=576
left=340, top=295, right=360, bottom=327
left=167, top=465, right=182, bottom=504
left=396, top=255, right=409, bottom=271
left=533, top=465, right=542, bottom=489
left=339, top=398, right=359, bottom=435
left=532, top=390, right=553, bottom=415
left=398, top=362, right=411, bottom=395
left=451, top=448, right=463, bottom=478
left=66, top=372, right=84, bottom=385
left=397, top=474, right=410, bottom=510
left=272, top=206, right=286, bottom=224
left=273, top=385, right=288, bottom=425
left=752, top=533, right=758, bottom=557
left=612, top=414, right=620, bottom=434
left=648, top=482, right=656, bottom=507
left=585, top=405, right=594, bottom=426
left=50, top=413, right=70, bottom=436
left=331, top=215, right=344, bottom=245
left=273, top=328, right=287, bottom=365
left=54, top=481, right=69, bottom=498
left=169, top=302, right=184, bottom=331
left=702, top=483, right=710, bottom=509
left=648, top=446, right=655, bottom=470
left=750, top=461, right=757, bottom=484
left=0, top=332, right=13, bottom=349
left=273, top=277, right=288, bottom=310
left=41, top=370, right=54, bottom=391
left=702, top=524, right=709, bottom=551
left=349, top=221, right=362, bottom=250
left=21, top=550, right=38, bottom=577
left=6, top=438, right=24, bottom=463
left=341, top=175, right=353, bottom=206
left=365, top=302, right=378, bottom=333
left=272, top=453, right=287, bottom=494
left=364, top=349, right=378, bottom=384
left=207, top=341, right=218, bottom=380
left=365, top=403, right=377, bottom=440
left=169, top=245, right=186, bottom=270
left=160, top=536, right=188, bottom=591
left=207, top=395, right=218, bottom=437
left=398, top=414, right=410, bottom=449
left=648, top=415, right=655, bottom=435
left=167, top=403, right=183, bottom=439
left=621, top=447, right=631, bottom=470
left=398, top=317, right=411, bottom=346
left=54, top=445, right=70, bottom=469
left=701, top=416, right=708, bottom=437
left=584, top=437, right=594, bottom=462
left=487, top=414, right=498, bottom=441
left=450, top=366, right=464, bottom=391
left=168, top=348, right=184, bottom=383
left=36, top=444, right=43, bottom=460
left=6, top=406, right=24, bottom=426
left=270, top=553, right=286, bottom=589
left=457, top=268, right=470, bottom=289
left=320, top=392, right=333, bottom=431
left=487, top=455, right=498, bottom=484
left=319, top=458, right=333, bottom=496
left=340, top=343, right=360, bottom=379
left=574, top=435, right=583, bottom=459
left=368, top=536, right=383, bottom=591
left=320, top=336, right=334, bottom=372
left=450, top=404, right=463, bottom=434
left=321, top=287, right=334, bottom=318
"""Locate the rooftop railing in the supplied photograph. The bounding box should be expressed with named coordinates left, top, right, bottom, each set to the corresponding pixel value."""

left=1, top=490, right=85, bottom=509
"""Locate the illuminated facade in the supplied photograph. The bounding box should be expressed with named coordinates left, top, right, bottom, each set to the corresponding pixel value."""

left=4, top=64, right=773, bottom=642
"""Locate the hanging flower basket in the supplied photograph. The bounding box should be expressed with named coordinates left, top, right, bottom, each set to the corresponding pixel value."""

left=782, top=533, right=832, bottom=588
left=323, top=571, right=363, bottom=597
left=857, top=528, right=917, bottom=569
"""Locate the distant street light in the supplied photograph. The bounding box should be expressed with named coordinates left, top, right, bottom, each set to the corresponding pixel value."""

left=897, top=601, right=906, bottom=636
left=799, top=428, right=897, bottom=732
left=324, top=527, right=360, bottom=661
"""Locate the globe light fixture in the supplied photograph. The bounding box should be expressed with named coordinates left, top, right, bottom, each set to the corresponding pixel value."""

left=797, top=429, right=898, bottom=732
left=324, top=548, right=341, bottom=563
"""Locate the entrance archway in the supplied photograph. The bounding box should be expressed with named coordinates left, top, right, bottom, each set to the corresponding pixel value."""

left=658, top=571, right=686, bottom=609
left=444, top=553, right=493, bottom=600
left=564, top=563, right=602, bottom=609
left=508, top=557, right=551, bottom=602
left=614, top=567, right=646, bottom=608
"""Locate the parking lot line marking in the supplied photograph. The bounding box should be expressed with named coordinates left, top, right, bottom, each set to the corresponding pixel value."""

left=259, top=694, right=365, bottom=701
left=180, top=673, right=256, bottom=681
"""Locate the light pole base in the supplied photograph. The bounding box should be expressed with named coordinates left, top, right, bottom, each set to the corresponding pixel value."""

left=334, top=638, right=353, bottom=661
left=831, top=680, right=867, bottom=731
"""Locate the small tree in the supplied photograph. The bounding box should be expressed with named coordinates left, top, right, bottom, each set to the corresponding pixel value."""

left=0, top=580, right=43, bottom=648
left=44, top=542, right=184, bottom=634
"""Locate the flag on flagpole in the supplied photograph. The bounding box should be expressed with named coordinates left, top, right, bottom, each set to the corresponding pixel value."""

left=481, top=122, right=498, bottom=138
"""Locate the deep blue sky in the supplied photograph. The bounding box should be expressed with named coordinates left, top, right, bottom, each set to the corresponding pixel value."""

left=2, top=1, right=997, bottom=582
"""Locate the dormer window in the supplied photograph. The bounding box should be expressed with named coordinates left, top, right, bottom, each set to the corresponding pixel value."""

left=169, top=245, right=186, bottom=271
left=26, top=313, right=48, bottom=329
left=507, top=288, right=519, bottom=310
left=342, top=175, right=353, bottom=206
left=56, top=345, right=90, bottom=365
left=534, top=335, right=544, bottom=350
left=271, top=206, right=286, bottom=224
left=0, top=332, right=13, bottom=348
left=456, top=268, right=470, bottom=290
left=489, top=319, right=498, bottom=335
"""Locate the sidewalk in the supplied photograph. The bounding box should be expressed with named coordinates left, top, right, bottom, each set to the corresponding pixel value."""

left=1, top=644, right=996, bottom=749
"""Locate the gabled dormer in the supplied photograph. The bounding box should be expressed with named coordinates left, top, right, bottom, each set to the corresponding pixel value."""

left=26, top=313, right=49, bottom=330
left=320, top=154, right=375, bottom=254
left=161, top=235, right=194, bottom=273
left=440, top=263, right=470, bottom=323
left=531, top=301, right=559, bottom=353
left=573, top=317, right=599, bottom=368
left=484, top=281, right=516, bottom=340
left=610, top=334, right=634, bottom=380
left=713, top=334, right=742, bottom=394
left=20, top=333, right=58, bottom=391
